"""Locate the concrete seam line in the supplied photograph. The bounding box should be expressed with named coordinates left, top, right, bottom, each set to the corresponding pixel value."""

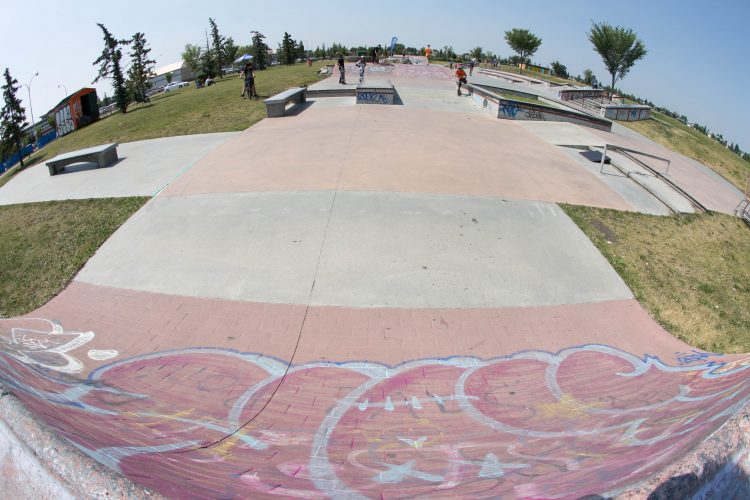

left=172, top=108, right=362, bottom=452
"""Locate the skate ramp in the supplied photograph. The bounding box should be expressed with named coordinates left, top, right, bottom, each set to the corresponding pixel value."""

left=1, top=61, right=750, bottom=499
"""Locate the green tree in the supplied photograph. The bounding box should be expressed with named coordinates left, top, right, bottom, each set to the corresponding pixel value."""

left=200, top=30, right=217, bottom=78
left=182, top=43, right=202, bottom=73
left=251, top=31, right=269, bottom=70
left=582, top=69, right=595, bottom=85
left=279, top=32, right=296, bottom=65
left=224, top=37, right=239, bottom=67
left=504, top=28, right=542, bottom=72
left=550, top=61, right=568, bottom=79
left=587, top=22, right=647, bottom=98
left=127, top=32, right=156, bottom=103
left=0, top=68, right=28, bottom=168
left=209, top=18, right=225, bottom=77
left=296, top=40, right=306, bottom=60
left=92, top=23, right=130, bottom=114
left=470, top=46, right=483, bottom=60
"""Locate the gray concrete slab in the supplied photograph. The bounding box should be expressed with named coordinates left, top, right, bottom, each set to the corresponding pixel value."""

left=608, top=152, right=696, bottom=213
left=76, top=191, right=632, bottom=308
left=518, top=121, right=607, bottom=146
left=558, top=147, right=671, bottom=216
left=0, top=133, right=237, bottom=205
left=75, top=192, right=333, bottom=304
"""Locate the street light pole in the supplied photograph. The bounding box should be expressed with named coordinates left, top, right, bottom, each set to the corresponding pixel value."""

left=57, top=84, right=68, bottom=97
left=23, top=72, right=39, bottom=148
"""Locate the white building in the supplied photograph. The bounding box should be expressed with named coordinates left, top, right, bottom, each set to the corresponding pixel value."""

left=148, top=62, right=195, bottom=90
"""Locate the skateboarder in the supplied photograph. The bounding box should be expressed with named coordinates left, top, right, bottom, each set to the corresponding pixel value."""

left=455, top=65, right=468, bottom=96
left=337, top=55, right=346, bottom=84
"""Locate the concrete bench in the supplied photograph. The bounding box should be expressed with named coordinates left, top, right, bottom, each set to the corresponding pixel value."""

left=356, top=80, right=395, bottom=105
left=264, top=87, right=306, bottom=118
left=46, top=143, right=119, bottom=176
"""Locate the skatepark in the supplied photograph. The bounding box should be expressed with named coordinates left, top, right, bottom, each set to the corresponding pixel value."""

left=1, top=60, right=750, bottom=498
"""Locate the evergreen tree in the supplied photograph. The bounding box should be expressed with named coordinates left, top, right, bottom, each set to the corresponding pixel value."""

left=296, top=40, right=306, bottom=60
left=224, top=37, right=239, bottom=67
left=550, top=61, right=569, bottom=78
left=200, top=30, right=218, bottom=78
left=251, top=31, right=269, bottom=70
left=0, top=68, right=28, bottom=168
left=93, top=23, right=130, bottom=114
left=209, top=18, right=225, bottom=77
left=280, top=32, right=296, bottom=65
left=127, top=32, right=156, bottom=103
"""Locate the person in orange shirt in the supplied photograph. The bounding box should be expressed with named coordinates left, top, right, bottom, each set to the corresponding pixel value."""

left=425, top=44, right=433, bottom=65
left=455, top=65, right=468, bottom=96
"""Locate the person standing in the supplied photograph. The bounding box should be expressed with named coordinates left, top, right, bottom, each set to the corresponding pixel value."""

left=337, top=55, right=346, bottom=84
left=424, top=44, right=433, bottom=65
left=240, top=61, right=257, bottom=98
left=356, top=56, right=367, bottom=83
left=455, top=65, right=467, bottom=96
left=469, top=58, right=476, bottom=76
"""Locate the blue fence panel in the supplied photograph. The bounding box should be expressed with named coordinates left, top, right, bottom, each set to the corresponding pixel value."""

left=37, top=130, right=57, bottom=149
left=0, top=131, right=57, bottom=173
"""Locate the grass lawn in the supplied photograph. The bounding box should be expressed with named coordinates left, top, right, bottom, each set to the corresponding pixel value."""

left=620, top=110, right=750, bottom=191
left=0, top=197, right=148, bottom=317
left=562, top=204, right=750, bottom=353
left=0, top=62, right=330, bottom=189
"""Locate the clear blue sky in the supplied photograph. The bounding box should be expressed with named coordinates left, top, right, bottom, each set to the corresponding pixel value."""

left=2, top=0, right=749, bottom=149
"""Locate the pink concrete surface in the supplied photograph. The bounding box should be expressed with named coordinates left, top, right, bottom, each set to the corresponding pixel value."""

left=2, top=281, right=750, bottom=498
left=163, top=105, right=633, bottom=210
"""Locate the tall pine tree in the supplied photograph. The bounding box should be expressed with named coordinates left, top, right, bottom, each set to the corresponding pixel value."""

left=127, top=32, right=156, bottom=103
left=93, top=24, right=130, bottom=114
left=251, top=31, right=269, bottom=70
left=0, top=68, right=28, bottom=168
left=209, top=18, right=225, bottom=77
left=280, top=32, right=296, bottom=65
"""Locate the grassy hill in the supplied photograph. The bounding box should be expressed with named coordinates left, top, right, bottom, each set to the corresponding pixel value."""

left=0, top=61, right=329, bottom=189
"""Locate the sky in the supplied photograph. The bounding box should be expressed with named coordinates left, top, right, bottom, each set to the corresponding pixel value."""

left=2, top=0, right=749, bottom=148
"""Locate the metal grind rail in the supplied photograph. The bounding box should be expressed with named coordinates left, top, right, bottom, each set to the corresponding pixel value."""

left=595, top=144, right=708, bottom=213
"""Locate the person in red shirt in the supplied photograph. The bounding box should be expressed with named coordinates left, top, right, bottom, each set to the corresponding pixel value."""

left=425, top=44, right=433, bottom=65
left=455, top=65, right=468, bottom=96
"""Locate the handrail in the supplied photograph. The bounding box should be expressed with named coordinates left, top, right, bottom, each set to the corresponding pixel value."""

left=594, top=144, right=708, bottom=212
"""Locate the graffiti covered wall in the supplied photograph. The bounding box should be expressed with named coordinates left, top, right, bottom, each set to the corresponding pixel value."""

left=2, top=317, right=750, bottom=499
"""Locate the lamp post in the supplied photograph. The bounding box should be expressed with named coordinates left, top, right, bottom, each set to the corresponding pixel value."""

left=23, top=72, right=39, bottom=148
left=57, top=83, right=68, bottom=97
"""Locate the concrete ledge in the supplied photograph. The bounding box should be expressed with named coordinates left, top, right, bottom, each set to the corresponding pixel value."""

left=46, top=143, right=119, bottom=176
left=356, top=80, right=395, bottom=104
left=264, top=87, right=306, bottom=118
left=614, top=405, right=750, bottom=498
left=0, top=388, right=161, bottom=499
left=469, top=84, right=612, bottom=132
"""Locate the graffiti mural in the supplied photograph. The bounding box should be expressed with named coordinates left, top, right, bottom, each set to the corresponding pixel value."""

left=0, top=318, right=117, bottom=374
left=1, top=320, right=749, bottom=498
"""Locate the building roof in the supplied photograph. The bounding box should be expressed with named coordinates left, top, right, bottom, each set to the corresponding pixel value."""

left=152, top=62, right=184, bottom=77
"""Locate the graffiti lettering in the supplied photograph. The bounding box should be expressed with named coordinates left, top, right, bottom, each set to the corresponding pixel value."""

left=1, top=340, right=749, bottom=499
left=525, top=110, right=545, bottom=120
left=55, top=105, right=75, bottom=137
left=674, top=349, right=721, bottom=365
left=357, top=92, right=389, bottom=104
left=500, top=102, right=519, bottom=117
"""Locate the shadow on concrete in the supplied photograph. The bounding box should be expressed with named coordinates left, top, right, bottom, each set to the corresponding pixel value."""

left=283, top=101, right=315, bottom=117
left=57, top=157, right=126, bottom=175
left=646, top=460, right=750, bottom=499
